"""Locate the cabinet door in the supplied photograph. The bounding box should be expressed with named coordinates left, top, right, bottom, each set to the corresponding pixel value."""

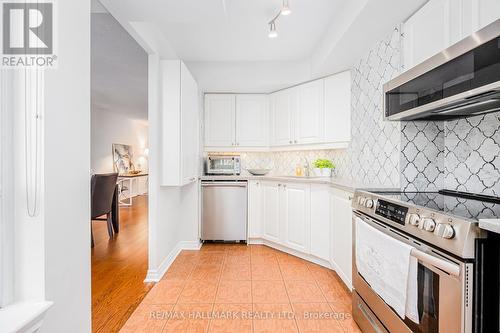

left=310, top=185, right=331, bottom=261
left=282, top=183, right=310, bottom=253
left=324, top=72, right=351, bottom=143
left=204, top=94, right=235, bottom=147
left=181, top=62, right=199, bottom=184
left=235, top=95, right=268, bottom=147
left=262, top=182, right=281, bottom=243
left=296, top=80, right=324, bottom=144
left=403, top=0, right=451, bottom=69
left=248, top=180, right=262, bottom=239
left=330, top=189, right=353, bottom=288
left=477, top=0, right=500, bottom=29
left=271, top=90, right=293, bottom=146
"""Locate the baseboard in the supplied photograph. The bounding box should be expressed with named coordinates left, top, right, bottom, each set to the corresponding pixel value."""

left=248, top=238, right=352, bottom=290
left=144, top=240, right=202, bottom=282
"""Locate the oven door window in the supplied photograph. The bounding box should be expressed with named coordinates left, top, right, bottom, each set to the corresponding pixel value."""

left=210, top=159, right=234, bottom=170
left=405, top=264, right=440, bottom=333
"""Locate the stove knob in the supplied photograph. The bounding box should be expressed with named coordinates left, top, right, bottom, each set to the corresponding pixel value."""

left=408, top=213, right=420, bottom=226
left=359, top=197, right=366, bottom=206
left=435, top=223, right=455, bottom=239
left=421, top=218, right=436, bottom=232
left=365, top=199, right=374, bottom=208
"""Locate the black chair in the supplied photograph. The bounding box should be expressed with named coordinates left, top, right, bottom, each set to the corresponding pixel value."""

left=91, top=173, right=119, bottom=246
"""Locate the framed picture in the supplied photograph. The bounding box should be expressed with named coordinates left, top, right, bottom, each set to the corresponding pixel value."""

left=112, top=143, right=133, bottom=174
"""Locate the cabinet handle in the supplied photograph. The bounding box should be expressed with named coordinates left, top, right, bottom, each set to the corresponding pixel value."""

left=294, top=140, right=298, bottom=144
left=232, top=142, right=235, bottom=146
left=278, top=184, right=282, bottom=186
left=289, top=140, right=292, bottom=144
left=348, top=196, right=353, bottom=201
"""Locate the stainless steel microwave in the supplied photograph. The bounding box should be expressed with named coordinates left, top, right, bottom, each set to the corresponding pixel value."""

left=384, top=19, right=500, bottom=121
left=206, top=155, right=241, bottom=175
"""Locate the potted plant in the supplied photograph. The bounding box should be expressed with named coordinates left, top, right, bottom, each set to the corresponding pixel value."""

left=313, top=159, right=335, bottom=177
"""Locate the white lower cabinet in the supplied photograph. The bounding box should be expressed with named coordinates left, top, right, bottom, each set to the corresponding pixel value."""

left=330, top=188, right=354, bottom=288
left=310, top=185, right=331, bottom=261
left=248, top=180, right=262, bottom=238
left=261, top=181, right=281, bottom=243
left=248, top=180, right=354, bottom=289
left=281, top=183, right=310, bottom=253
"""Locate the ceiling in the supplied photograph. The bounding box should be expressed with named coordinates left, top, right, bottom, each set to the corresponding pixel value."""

left=97, top=0, right=426, bottom=92
left=91, top=12, right=148, bottom=121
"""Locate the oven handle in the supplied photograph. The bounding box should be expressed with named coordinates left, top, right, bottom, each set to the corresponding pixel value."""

left=355, top=212, right=461, bottom=277
left=410, top=248, right=460, bottom=277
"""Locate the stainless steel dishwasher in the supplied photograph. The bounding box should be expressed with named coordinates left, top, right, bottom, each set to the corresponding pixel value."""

left=201, top=180, right=247, bottom=242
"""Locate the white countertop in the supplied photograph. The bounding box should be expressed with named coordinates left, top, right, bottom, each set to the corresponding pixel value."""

left=200, top=174, right=394, bottom=193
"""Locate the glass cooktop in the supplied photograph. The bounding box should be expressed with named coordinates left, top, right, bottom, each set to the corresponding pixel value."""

left=373, top=190, right=500, bottom=221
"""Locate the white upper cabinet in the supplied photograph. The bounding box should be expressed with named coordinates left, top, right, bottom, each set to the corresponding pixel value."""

left=324, top=71, right=351, bottom=144
left=476, top=0, right=500, bottom=29
left=161, top=60, right=200, bottom=187
left=204, top=73, right=351, bottom=151
left=404, top=0, right=500, bottom=70
left=403, top=0, right=451, bottom=69
left=271, top=89, right=294, bottom=146
left=235, top=95, right=268, bottom=147
left=204, top=94, right=235, bottom=147
left=296, top=80, right=324, bottom=144
left=204, top=94, right=268, bottom=149
left=180, top=63, right=200, bottom=185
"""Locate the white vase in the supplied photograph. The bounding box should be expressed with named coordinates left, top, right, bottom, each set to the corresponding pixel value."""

left=314, top=168, right=332, bottom=177
left=321, top=168, right=332, bottom=177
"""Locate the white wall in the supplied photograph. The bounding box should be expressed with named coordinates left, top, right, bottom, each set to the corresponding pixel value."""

left=40, top=0, right=91, bottom=331
left=147, top=55, right=200, bottom=281
left=91, top=110, right=149, bottom=173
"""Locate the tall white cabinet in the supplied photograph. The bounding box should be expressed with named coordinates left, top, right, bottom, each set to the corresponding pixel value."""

left=160, top=60, right=200, bottom=187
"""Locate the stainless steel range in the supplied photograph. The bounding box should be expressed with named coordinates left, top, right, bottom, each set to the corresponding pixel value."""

left=351, top=189, right=500, bottom=333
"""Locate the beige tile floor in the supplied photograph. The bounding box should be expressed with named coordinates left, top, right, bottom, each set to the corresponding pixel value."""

left=121, top=244, right=362, bottom=333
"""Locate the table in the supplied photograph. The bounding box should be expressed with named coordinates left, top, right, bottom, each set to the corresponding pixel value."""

left=117, top=172, right=149, bottom=206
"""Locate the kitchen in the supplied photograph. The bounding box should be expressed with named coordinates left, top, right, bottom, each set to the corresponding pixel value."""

left=1, top=0, right=499, bottom=332
left=121, top=0, right=500, bottom=331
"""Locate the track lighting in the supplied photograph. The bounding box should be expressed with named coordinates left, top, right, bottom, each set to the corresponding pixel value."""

left=281, top=0, right=291, bottom=16
left=268, top=21, right=278, bottom=38
left=267, top=1, right=291, bottom=38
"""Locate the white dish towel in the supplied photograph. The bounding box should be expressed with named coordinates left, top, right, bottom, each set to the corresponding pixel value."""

left=355, top=217, right=419, bottom=323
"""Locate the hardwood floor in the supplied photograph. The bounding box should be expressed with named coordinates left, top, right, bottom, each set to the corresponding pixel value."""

left=92, top=195, right=154, bottom=333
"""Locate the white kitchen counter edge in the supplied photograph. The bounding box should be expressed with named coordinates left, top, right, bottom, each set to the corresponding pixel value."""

left=0, top=300, right=53, bottom=333
left=200, top=175, right=391, bottom=193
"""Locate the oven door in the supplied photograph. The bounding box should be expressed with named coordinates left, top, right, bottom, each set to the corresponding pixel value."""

left=352, top=212, right=473, bottom=333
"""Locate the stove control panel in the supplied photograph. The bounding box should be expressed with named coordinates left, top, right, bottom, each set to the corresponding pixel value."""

left=375, top=200, right=408, bottom=226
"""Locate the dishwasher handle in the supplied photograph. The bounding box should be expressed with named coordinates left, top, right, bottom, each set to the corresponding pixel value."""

left=201, top=182, right=247, bottom=188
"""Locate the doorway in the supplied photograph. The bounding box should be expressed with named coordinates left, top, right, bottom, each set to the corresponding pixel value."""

left=90, top=3, right=151, bottom=332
